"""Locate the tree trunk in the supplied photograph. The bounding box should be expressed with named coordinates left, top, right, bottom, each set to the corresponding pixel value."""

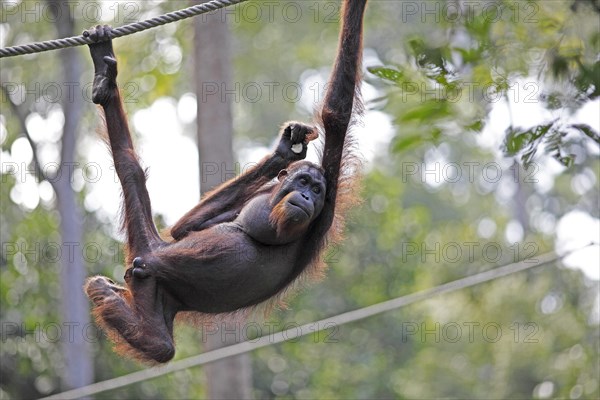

left=48, top=0, right=94, bottom=391
left=194, top=5, right=253, bottom=399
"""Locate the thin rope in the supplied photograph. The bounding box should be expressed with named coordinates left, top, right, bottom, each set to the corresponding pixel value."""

left=40, top=244, right=595, bottom=400
left=0, top=0, right=247, bottom=58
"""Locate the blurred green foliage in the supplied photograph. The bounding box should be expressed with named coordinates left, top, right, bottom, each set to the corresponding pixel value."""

left=1, top=0, right=599, bottom=399
left=366, top=0, right=599, bottom=169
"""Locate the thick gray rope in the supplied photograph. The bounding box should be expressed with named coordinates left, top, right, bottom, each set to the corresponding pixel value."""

left=0, top=0, right=247, bottom=58
left=39, top=244, right=596, bottom=400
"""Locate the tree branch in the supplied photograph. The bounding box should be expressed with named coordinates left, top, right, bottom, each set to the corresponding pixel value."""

left=1, top=83, right=56, bottom=191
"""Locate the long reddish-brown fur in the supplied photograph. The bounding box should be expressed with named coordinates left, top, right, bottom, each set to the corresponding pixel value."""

left=84, top=0, right=368, bottom=364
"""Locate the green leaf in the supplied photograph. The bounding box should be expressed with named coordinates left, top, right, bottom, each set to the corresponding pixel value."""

left=551, top=55, right=569, bottom=77
left=407, top=37, right=449, bottom=74
left=543, top=92, right=563, bottom=110
left=400, top=100, right=450, bottom=122
left=504, top=123, right=555, bottom=155
left=522, top=147, right=538, bottom=169
left=571, top=123, right=600, bottom=145
left=558, top=156, right=575, bottom=167
left=504, top=122, right=559, bottom=168
left=574, top=60, right=600, bottom=99
left=466, top=120, right=484, bottom=132
left=368, top=66, right=404, bottom=84
left=392, top=134, right=423, bottom=152
left=392, top=128, right=442, bottom=153
left=543, top=128, right=575, bottom=167
left=504, top=127, right=528, bottom=155
left=453, top=47, right=483, bottom=64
